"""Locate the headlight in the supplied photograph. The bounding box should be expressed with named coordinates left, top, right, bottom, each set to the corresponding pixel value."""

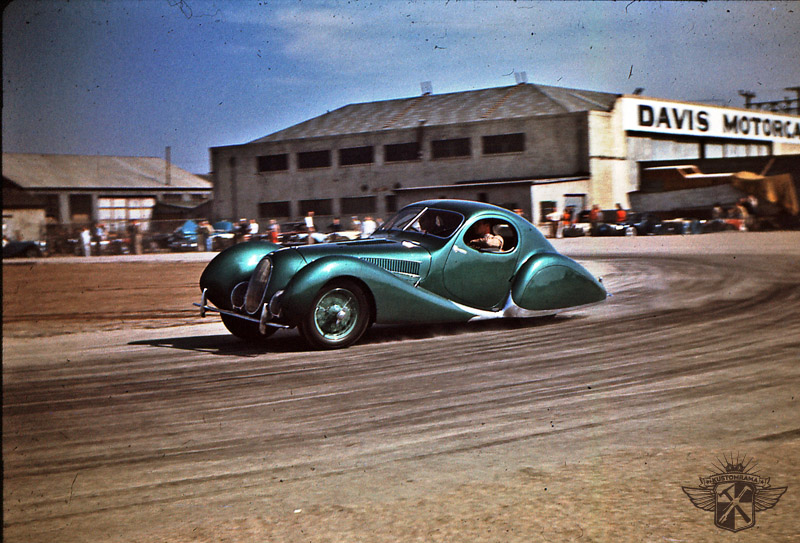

left=244, top=257, right=272, bottom=314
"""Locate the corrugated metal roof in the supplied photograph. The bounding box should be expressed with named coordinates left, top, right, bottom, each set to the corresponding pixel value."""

left=251, top=83, right=619, bottom=143
left=2, top=153, right=212, bottom=191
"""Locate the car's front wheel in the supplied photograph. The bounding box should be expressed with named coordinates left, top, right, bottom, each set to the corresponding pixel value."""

left=221, top=313, right=276, bottom=341
left=25, top=246, right=41, bottom=258
left=299, top=279, right=370, bottom=349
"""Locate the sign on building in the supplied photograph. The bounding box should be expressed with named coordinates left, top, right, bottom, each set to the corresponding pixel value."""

left=620, top=97, right=800, bottom=143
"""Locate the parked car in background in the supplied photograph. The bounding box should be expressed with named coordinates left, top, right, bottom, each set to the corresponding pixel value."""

left=565, top=209, right=659, bottom=237
left=276, top=221, right=309, bottom=246
left=165, top=220, right=236, bottom=251
left=166, top=220, right=200, bottom=251
left=3, top=238, right=47, bottom=258
left=564, top=209, right=632, bottom=237
left=624, top=212, right=660, bottom=236
left=195, top=199, right=607, bottom=349
left=209, top=221, right=237, bottom=251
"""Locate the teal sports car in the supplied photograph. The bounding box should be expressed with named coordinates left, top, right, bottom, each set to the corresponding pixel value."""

left=195, top=200, right=607, bottom=349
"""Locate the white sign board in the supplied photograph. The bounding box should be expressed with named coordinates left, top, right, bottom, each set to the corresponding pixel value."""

left=620, top=97, right=800, bottom=143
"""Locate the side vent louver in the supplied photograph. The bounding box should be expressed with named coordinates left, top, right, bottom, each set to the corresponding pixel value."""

left=361, top=257, right=420, bottom=276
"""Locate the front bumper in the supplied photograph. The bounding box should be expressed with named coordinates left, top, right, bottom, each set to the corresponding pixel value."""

left=194, top=288, right=289, bottom=335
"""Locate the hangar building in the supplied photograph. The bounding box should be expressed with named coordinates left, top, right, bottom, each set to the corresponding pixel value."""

left=2, top=153, right=212, bottom=233
left=209, top=83, right=800, bottom=227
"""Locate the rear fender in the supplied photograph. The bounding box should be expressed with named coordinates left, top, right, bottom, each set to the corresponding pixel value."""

left=280, top=256, right=475, bottom=325
left=511, top=253, right=606, bottom=311
left=199, top=241, right=282, bottom=309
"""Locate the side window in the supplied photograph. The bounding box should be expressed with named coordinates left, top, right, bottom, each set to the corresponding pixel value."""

left=464, top=219, right=518, bottom=252
left=411, top=209, right=463, bottom=238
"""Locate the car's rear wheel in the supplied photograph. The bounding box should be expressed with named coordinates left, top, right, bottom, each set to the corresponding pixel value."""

left=299, top=279, right=370, bottom=349
left=25, top=246, right=41, bottom=258
left=221, top=313, right=276, bottom=341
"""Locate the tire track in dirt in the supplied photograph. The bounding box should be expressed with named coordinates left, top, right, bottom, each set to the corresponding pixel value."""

left=3, top=247, right=800, bottom=541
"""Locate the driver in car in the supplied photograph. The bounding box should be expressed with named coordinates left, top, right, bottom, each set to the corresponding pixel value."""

left=467, top=220, right=504, bottom=250
left=418, top=211, right=447, bottom=236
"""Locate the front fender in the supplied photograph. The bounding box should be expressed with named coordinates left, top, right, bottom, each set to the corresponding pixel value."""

left=280, top=256, right=475, bottom=325
left=199, top=240, right=282, bottom=309
left=511, top=253, right=606, bottom=311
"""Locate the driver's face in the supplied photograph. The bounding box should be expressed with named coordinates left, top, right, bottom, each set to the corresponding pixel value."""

left=419, top=213, right=436, bottom=231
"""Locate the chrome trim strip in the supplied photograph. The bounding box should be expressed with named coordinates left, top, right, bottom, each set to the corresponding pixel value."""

left=454, top=295, right=560, bottom=321
left=259, top=303, right=270, bottom=335
left=199, top=289, right=208, bottom=317
left=268, top=289, right=285, bottom=318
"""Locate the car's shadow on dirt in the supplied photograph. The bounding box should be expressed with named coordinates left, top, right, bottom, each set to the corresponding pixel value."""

left=128, top=315, right=573, bottom=356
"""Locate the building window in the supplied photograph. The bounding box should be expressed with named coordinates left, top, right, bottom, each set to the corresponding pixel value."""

left=341, top=196, right=376, bottom=214
left=539, top=201, right=557, bottom=219
left=298, top=150, right=331, bottom=170
left=300, top=199, right=333, bottom=216
left=97, top=197, right=155, bottom=231
left=44, top=194, right=60, bottom=220
left=482, top=133, right=525, bottom=155
left=259, top=201, right=291, bottom=218
left=431, top=138, right=471, bottom=159
left=563, top=194, right=586, bottom=214
left=339, top=146, right=374, bottom=166
left=385, top=194, right=398, bottom=213
left=257, top=153, right=289, bottom=172
left=69, top=194, right=92, bottom=219
left=385, top=142, right=421, bottom=162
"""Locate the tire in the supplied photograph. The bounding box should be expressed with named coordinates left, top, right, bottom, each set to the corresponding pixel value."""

left=221, top=313, right=276, bottom=341
left=25, top=246, right=41, bottom=258
left=299, top=279, right=371, bottom=349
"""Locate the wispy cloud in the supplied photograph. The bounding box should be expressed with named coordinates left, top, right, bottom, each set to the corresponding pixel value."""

left=4, top=0, right=799, bottom=173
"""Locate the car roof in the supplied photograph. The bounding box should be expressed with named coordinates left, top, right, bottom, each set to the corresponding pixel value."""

left=405, top=199, right=516, bottom=219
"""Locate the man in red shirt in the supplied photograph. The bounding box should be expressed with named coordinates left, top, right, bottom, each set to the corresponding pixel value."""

left=615, top=203, right=627, bottom=223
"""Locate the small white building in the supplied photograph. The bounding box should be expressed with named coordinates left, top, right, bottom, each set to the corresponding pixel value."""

left=2, top=153, right=212, bottom=232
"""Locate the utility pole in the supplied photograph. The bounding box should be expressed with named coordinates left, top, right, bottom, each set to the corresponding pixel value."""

left=739, top=87, right=800, bottom=114
left=165, top=146, right=172, bottom=186
left=785, top=87, right=800, bottom=114
left=738, top=90, right=756, bottom=109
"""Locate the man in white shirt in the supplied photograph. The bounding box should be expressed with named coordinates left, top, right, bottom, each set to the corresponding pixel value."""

left=360, top=216, right=377, bottom=238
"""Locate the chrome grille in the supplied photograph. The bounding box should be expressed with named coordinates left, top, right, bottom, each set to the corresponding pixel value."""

left=360, top=257, right=420, bottom=276
left=244, top=257, right=272, bottom=314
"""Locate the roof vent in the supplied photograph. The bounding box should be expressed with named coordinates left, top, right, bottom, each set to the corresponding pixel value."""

left=514, top=71, right=528, bottom=85
left=420, top=81, right=433, bottom=95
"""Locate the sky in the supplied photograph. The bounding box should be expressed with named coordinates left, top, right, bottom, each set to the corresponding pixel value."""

left=3, top=0, right=800, bottom=174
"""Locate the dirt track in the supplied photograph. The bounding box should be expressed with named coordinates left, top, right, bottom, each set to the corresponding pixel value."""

left=3, top=233, right=800, bottom=542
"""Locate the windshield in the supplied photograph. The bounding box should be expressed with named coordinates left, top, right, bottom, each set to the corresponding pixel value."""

left=376, top=207, right=463, bottom=239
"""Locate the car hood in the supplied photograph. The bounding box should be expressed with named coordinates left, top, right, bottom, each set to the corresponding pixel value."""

left=291, top=237, right=433, bottom=280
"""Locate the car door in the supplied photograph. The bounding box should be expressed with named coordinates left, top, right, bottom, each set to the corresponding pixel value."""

left=442, top=217, right=520, bottom=310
